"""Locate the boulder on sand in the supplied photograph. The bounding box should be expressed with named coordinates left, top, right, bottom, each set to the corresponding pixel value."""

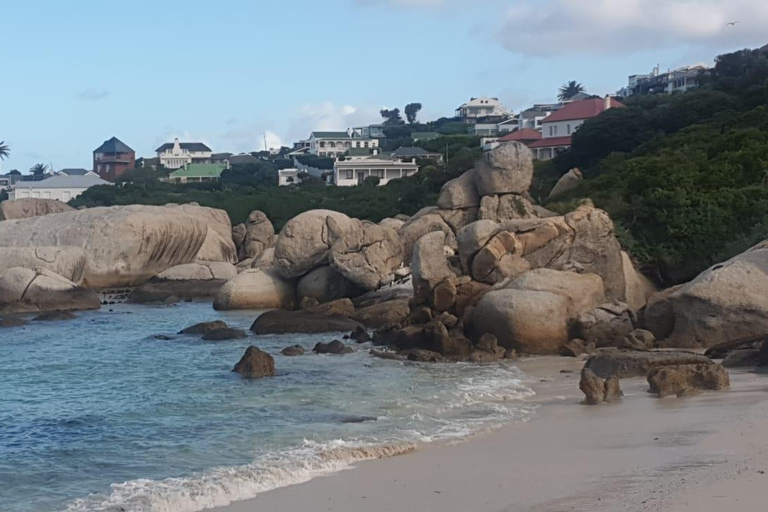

left=0, top=198, right=74, bottom=220
left=506, top=269, right=605, bottom=318
left=576, top=301, right=635, bottom=348
left=584, top=349, right=711, bottom=379
left=647, top=363, right=730, bottom=398
left=213, top=269, right=295, bottom=310
left=580, top=368, right=622, bottom=405
left=129, top=262, right=237, bottom=303
left=0, top=267, right=100, bottom=314
left=473, top=142, right=534, bottom=197
left=232, top=346, right=275, bottom=379
left=250, top=309, right=364, bottom=335
left=296, top=265, right=361, bottom=304
left=0, top=246, right=87, bottom=284
left=274, top=210, right=356, bottom=279
left=329, top=220, right=404, bottom=291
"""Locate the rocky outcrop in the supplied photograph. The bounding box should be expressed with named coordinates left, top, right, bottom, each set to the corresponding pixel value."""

left=576, top=302, right=635, bottom=348
left=274, top=210, right=356, bottom=279
left=329, top=220, right=404, bottom=291
left=0, top=267, right=100, bottom=314
left=411, top=231, right=456, bottom=305
left=296, top=265, right=360, bottom=304
left=651, top=242, right=768, bottom=348
left=179, top=320, right=229, bottom=335
left=238, top=210, right=275, bottom=261
left=351, top=300, right=410, bottom=330
left=469, top=231, right=530, bottom=284
left=398, top=212, right=457, bottom=264
left=478, top=194, right=537, bottom=223
left=580, top=368, right=622, bottom=405
left=437, top=170, right=481, bottom=210
left=546, top=168, right=582, bottom=201
left=620, top=252, right=656, bottom=311
left=584, top=349, right=711, bottom=379
left=0, top=246, right=87, bottom=284
left=129, top=262, right=237, bottom=302
left=252, top=248, right=275, bottom=270
left=0, top=205, right=229, bottom=288
left=0, top=198, right=74, bottom=220
left=506, top=269, right=605, bottom=318
left=281, top=345, right=305, bottom=356
left=232, top=346, right=275, bottom=379
left=647, top=363, right=730, bottom=398
left=213, top=269, right=295, bottom=310
left=168, top=204, right=237, bottom=264
left=313, top=340, right=354, bottom=354
left=473, top=142, right=533, bottom=196
left=250, top=309, right=364, bottom=335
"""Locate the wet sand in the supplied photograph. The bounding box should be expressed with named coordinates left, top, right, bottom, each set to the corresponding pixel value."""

left=215, top=356, right=768, bottom=512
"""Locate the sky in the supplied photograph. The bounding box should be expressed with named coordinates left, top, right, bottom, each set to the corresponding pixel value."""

left=1, top=0, right=767, bottom=173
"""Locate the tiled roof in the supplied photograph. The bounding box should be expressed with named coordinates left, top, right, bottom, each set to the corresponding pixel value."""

left=311, top=131, right=351, bottom=139
left=543, top=98, right=625, bottom=123
left=528, top=136, right=573, bottom=148
left=156, top=142, right=212, bottom=152
left=499, top=129, right=542, bottom=142
left=168, top=163, right=228, bottom=179
left=94, top=137, right=134, bottom=154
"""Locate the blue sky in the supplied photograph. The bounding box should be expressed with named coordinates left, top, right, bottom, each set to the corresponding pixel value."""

left=1, top=0, right=766, bottom=173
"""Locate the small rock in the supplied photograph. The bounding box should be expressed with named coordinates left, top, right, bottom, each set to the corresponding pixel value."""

left=647, top=363, right=730, bottom=398
left=561, top=339, right=587, bottom=357
left=604, top=376, right=623, bottom=403
left=339, top=415, right=377, bottom=424
left=179, top=320, right=228, bottom=335
left=350, top=326, right=372, bottom=343
left=404, top=349, right=444, bottom=362
left=281, top=345, right=306, bottom=356
left=202, top=328, right=247, bottom=341
left=152, top=334, right=174, bottom=341
left=0, top=317, right=27, bottom=328
left=33, top=311, right=77, bottom=322
left=407, top=306, right=433, bottom=325
left=370, top=349, right=403, bottom=360
left=580, top=368, right=622, bottom=405
left=232, top=346, right=276, bottom=379
left=313, top=340, right=354, bottom=355
left=504, top=349, right=519, bottom=360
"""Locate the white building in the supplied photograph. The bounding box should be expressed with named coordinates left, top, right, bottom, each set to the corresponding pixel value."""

left=278, top=168, right=303, bottom=186
left=352, top=124, right=386, bottom=138
left=516, top=104, right=562, bottom=131
left=156, top=139, right=213, bottom=169
left=455, top=97, right=507, bottom=123
left=8, top=174, right=113, bottom=202
left=308, top=132, right=378, bottom=158
left=334, top=157, right=418, bottom=187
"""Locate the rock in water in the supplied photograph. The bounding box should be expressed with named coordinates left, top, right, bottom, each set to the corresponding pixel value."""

left=0, top=247, right=88, bottom=284
left=473, top=142, right=534, bottom=197
left=250, top=310, right=364, bottom=335
left=129, top=262, right=238, bottom=303
left=281, top=345, right=305, bottom=356
left=202, top=328, right=247, bottom=341
left=647, top=363, right=730, bottom=398
left=213, top=269, right=296, bottom=310
left=179, top=320, right=229, bottom=335
left=313, top=340, right=354, bottom=354
left=722, top=349, right=761, bottom=368
left=351, top=300, right=410, bottom=330
left=232, top=346, right=276, bottom=378
left=0, top=267, right=100, bottom=315
left=0, top=198, right=74, bottom=220
left=33, top=311, right=78, bottom=321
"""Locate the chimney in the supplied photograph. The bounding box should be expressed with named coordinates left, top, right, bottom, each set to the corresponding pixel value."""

left=604, top=95, right=612, bottom=111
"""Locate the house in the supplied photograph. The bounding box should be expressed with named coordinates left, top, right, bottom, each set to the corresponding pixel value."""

left=390, top=147, right=443, bottom=163
left=57, top=168, right=98, bottom=177
left=468, top=115, right=516, bottom=136
left=529, top=96, right=625, bottom=160
left=333, top=156, right=419, bottom=186
left=498, top=128, right=544, bottom=145
left=93, top=137, right=135, bottom=182
left=278, top=168, right=302, bottom=186
left=166, top=163, right=228, bottom=184
left=516, top=104, right=562, bottom=131
left=308, top=131, right=378, bottom=158
left=352, top=124, right=386, bottom=138
left=8, top=174, right=112, bottom=201
left=455, top=97, right=507, bottom=124
left=156, top=138, right=213, bottom=169
left=411, top=132, right=439, bottom=142
left=617, top=65, right=709, bottom=98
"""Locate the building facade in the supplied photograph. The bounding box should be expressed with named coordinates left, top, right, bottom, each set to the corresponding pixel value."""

left=617, top=65, right=709, bottom=98
left=156, top=139, right=213, bottom=169
left=9, top=174, right=113, bottom=201
left=278, top=168, right=302, bottom=186
left=333, top=157, right=418, bottom=187
left=166, top=163, right=228, bottom=184
left=93, top=137, right=135, bottom=182
left=308, top=132, right=378, bottom=158
left=455, top=97, right=507, bottom=123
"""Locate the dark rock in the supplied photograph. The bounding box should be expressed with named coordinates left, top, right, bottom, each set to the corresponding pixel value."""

left=618, top=329, right=656, bottom=350
left=350, top=326, right=371, bottom=343
left=580, top=368, right=623, bottom=405
left=722, top=349, right=761, bottom=368
left=33, top=311, right=77, bottom=322
left=339, top=415, right=377, bottom=424
left=437, top=312, right=459, bottom=329
left=152, top=334, right=174, bottom=341
left=576, top=301, right=635, bottom=347
left=504, top=349, right=520, bottom=360
left=351, top=300, right=410, bottom=330
left=432, top=279, right=457, bottom=312
left=561, top=339, right=588, bottom=357
left=305, top=298, right=355, bottom=317
left=704, top=335, right=767, bottom=359
left=202, top=328, right=247, bottom=341
left=179, top=320, right=229, bottom=335
left=585, top=349, right=711, bottom=379
left=760, top=339, right=768, bottom=367
left=405, top=349, right=444, bottom=362
left=299, top=296, right=320, bottom=309
left=0, top=317, right=27, bottom=328
left=431, top=322, right=473, bottom=358
left=281, top=345, right=306, bottom=356
left=647, top=363, right=730, bottom=398
left=251, top=309, right=364, bottom=335
left=313, top=340, right=354, bottom=355
left=407, top=306, right=433, bottom=325
left=232, top=346, right=276, bottom=378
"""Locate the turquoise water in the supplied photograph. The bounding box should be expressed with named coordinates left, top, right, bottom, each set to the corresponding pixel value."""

left=0, top=303, right=535, bottom=512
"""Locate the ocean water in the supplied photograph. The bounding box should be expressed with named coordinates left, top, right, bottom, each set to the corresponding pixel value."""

left=0, top=302, right=536, bottom=512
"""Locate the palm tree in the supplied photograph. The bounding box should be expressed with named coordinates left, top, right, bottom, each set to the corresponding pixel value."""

left=558, top=81, right=586, bottom=102
left=0, top=141, right=9, bottom=160
left=30, top=163, right=49, bottom=176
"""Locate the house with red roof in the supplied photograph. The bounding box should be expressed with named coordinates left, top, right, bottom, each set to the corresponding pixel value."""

left=527, top=96, right=625, bottom=160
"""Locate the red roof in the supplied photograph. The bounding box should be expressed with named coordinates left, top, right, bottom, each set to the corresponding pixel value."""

left=542, top=98, right=625, bottom=123
left=528, top=136, right=573, bottom=149
left=498, top=128, right=542, bottom=142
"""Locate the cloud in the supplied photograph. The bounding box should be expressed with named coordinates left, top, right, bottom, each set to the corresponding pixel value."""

left=74, top=88, right=109, bottom=101
left=287, top=101, right=383, bottom=142
left=220, top=121, right=284, bottom=153
left=495, top=0, right=768, bottom=56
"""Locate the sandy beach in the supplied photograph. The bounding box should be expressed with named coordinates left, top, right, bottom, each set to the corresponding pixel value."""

left=214, top=356, right=768, bottom=512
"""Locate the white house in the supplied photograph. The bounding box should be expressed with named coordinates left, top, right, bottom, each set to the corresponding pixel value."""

left=308, top=132, right=378, bottom=158
left=8, top=174, right=113, bottom=202
left=516, top=104, right=562, bottom=131
left=334, top=157, right=418, bottom=187
left=156, top=139, right=213, bottom=169
left=56, top=168, right=99, bottom=177
left=278, top=168, right=303, bottom=186
left=455, top=97, right=507, bottom=123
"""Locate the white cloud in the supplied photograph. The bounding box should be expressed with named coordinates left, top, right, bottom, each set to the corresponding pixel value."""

left=287, top=101, right=383, bottom=141
left=495, top=0, right=768, bottom=56
left=219, top=122, right=285, bottom=153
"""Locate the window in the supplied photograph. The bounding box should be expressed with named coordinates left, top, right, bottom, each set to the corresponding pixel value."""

left=329, top=142, right=335, bottom=148
left=364, top=142, right=369, bottom=148
left=346, top=170, right=353, bottom=179
left=319, top=142, right=325, bottom=148
left=375, top=169, right=385, bottom=178
left=553, top=125, right=558, bottom=136
left=549, top=126, right=553, bottom=136
left=356, top=142, right=361, bottom=148
left=567, top=124, right=571, bottom=135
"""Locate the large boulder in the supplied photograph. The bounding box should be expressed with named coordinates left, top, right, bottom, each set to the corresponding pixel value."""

left=0, top=267, right=100, bottom=314
left=129, top=262, right=237, bottom=302
left=0, top=205, right=225, bottom=288
left=472, top=288, right=570, bottom=354
left=398, top=213, right=457, bottom=264
left=470, top=231, right=530, bottom=284
left=0, top=198, right=74, bottom=220
left=457, top=220, right=502, bottom=273
left=0, top=246, right=87, bottom=284
left=329, top=220, right=404, bottom=291
left=274, top=210, right=356, bottom=279
left=647, top=363, right=730, bottom=398
left=436, top=169, right=481, bottom=210
left=584, top=349, right=711, bottom=379
left=652, top=242, right=768, bottom=348
left=411, top=231, right=455, bottom=304
left=232, top=346, right=275, bottom=379
left=576, top=301, right=635, bottom=347
left=546, top=168, right=582, bottom=201
left=351, top=300, right=410, bottom=330
left=506, top=269, right=605, bottom=318
left=252, top=247, right=275, bottom=270
left=478, top=194, right=537, bottom=223
left=213, top=268, right=295, bottom=310
left=473, top=142, right=534, bottom=197
left=168, top=204, right=237, bottom=264
left=239, top=210, right=274, bottom=260
left=250, top=309, right=363, bottom=335
left=620, top=252, right=656, bottom=311
left=296, top=265, right=361, bottom=304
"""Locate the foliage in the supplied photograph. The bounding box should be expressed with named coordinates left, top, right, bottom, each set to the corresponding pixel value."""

left=0, top=141, right=9, bottom=160
left=558, top=80, right=585, bottom=101
left=296, top=154, right=334, bottom=170
left=380, top=108, right=404, bottom=126
left=405, top=103, right=422, bottom=124
left=30, top=163, right=49, bottom=176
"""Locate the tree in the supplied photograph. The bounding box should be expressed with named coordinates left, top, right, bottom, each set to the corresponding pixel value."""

left=405, top=103, right=422, bottom=124
left=0, top=141, right=9, bottom=160
left=558, top=81, right=586, bottom=102
left=30, top=163, right=49, bottom=176
left=380, top=108, right=404, bottom=126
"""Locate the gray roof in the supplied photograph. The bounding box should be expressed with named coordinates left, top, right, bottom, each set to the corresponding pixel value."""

left=57, top=168, right=93, bottom=176
left=156, top=142, right=212, bottom=152
left=12, top=174, right=113, bottom=189
left=94, top=136, right=134, bottom=154
left=391, top=147, right=436, bottom=157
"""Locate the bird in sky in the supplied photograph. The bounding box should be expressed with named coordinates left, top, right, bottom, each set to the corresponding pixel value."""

left=726, top=21, right=740, bottom=26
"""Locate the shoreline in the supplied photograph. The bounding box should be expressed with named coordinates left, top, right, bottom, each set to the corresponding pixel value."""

left=213, top=356, right=768, bottom=512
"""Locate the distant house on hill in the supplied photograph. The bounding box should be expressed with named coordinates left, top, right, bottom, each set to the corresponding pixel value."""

left=334, top=156, right=419, bottom=187
left=156, top=138, right=213, bottom=169
left=308, top=131, right=378, bottom=159
left=93, top=137, right=135, bottom=182
left=455, top=97, right=507, bottom=124
left=166, top=163, right=228, bottom=184
left=390, top=146, right=443, bottom=163
left=57, top=168, right=98, bottom=177
left=498, top=128, right=543, bottom=145
left=9, top=174, right=112, bottom=201
left=529, top=96, right=624, bottom=160
left=516, top=104, right=562, bottom=131
left=617, top=64, right=709, bottom=98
